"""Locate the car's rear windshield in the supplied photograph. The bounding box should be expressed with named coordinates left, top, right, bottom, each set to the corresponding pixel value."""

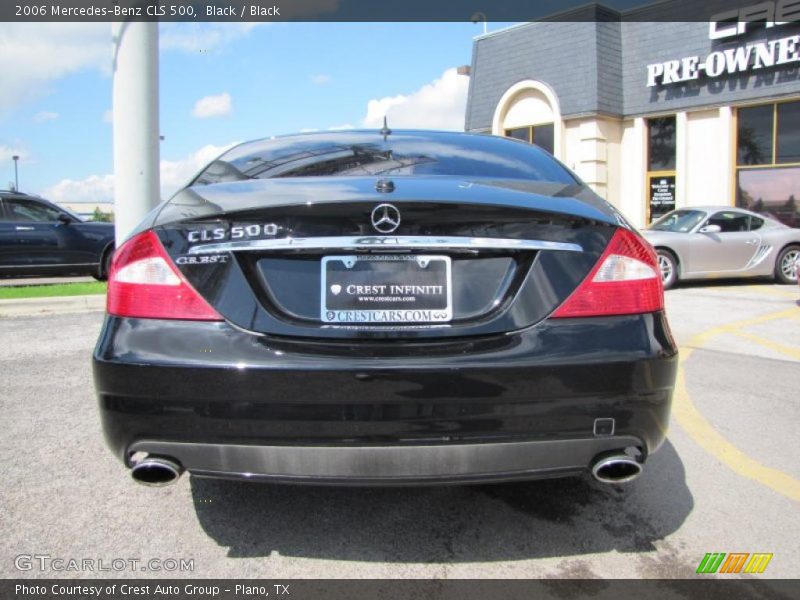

left=192, top=132, right=578, bottom=186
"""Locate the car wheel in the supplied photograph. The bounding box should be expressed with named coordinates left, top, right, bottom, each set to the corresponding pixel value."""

left=656, top=249, right=678, bottom=290
left=93, top=247, right=114, bottom=282
left=775, top=245, right=800, bottom=285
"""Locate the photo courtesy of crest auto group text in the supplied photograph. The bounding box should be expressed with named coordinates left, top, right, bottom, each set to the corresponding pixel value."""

left=1, top=0, right=799, bottom=597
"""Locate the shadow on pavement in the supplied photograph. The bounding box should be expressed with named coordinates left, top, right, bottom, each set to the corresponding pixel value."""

left=669, top=278, right=783, bottom=290
left=190, top=439, right=692, bottom=563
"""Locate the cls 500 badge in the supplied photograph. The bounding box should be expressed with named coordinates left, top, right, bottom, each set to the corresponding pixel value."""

left=175, top=255, right=229, bottom=265
left=187, top=224, right=280, bottom=243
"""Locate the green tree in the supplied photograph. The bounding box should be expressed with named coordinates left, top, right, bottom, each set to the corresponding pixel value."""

left=91, top=207, right=114, bottom=222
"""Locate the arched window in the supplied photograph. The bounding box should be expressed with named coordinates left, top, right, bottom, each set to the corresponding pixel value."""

left=492, top=80, right=561, bottom=157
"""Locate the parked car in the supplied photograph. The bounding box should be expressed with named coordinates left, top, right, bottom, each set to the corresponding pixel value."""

left=0, top=191, right=115, bottom=280
left=93, top=130, right=677, bottom=488
left=643, top=207, right=800, bottom=289
left=796, top=256, right=800, bottom=290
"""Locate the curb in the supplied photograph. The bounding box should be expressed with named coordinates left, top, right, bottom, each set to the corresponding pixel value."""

left=0, top=295, right=106, bottom=317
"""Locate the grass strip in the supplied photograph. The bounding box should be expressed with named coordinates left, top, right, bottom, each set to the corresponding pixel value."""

left=0, top=282, right=107, bottom=300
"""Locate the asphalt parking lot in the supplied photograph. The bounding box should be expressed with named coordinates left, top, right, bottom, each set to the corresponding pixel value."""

left=1, top=281, right=798, bottom=579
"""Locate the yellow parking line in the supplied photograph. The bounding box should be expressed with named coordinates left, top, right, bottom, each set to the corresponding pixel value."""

left=730, top=330, right=800, bottom=361
left=673, top=307, right=800, bottom=502
left=683, top=285, right=799, bottom=300
left=690, top=307, right=800, bottom=345
left=740, top=285, right=799, bottom=299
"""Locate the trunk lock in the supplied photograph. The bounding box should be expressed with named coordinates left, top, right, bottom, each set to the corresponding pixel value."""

left=376, top=179, right=395, bottom=193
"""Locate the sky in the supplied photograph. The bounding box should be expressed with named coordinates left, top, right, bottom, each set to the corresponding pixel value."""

left=0, top=21, right=514, bottom=205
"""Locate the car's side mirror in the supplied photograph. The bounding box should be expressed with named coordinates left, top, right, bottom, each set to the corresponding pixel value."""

left=698, top=224, right=721, bottom=234
left=57, top=213, right=72, bottom=225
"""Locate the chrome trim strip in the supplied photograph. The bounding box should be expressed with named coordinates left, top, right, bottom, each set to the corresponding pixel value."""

left=187, top=236, right=582, bottom=254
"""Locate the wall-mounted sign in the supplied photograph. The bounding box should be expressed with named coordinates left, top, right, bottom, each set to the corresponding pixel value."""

left=646, top=32, right=800, bottom=87
left=649, top=175, right=676, bottom=222
left=646, top=1, right=800, bottom=87
left=709, top=1, right=800, bottom=39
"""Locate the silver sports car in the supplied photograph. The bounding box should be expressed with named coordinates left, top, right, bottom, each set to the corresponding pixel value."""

left=796, top=256, right=800, bottom=290
left=642, top=207, right=800, bottom=289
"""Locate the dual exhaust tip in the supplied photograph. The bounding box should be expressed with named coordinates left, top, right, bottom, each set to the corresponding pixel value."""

left=591, top=452, right=643, bottom=484
left=130, top=456, right=183, bottom=487
left=128, top=452, right=643, bottom=487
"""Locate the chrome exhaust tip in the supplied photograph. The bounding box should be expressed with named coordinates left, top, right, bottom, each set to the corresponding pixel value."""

left=591, top=453, right=643, bottom=484
left=131, top=456, right=183, bottom=487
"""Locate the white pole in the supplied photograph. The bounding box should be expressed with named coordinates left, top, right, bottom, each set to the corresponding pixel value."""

left=111, top=22, right=160, bottom=245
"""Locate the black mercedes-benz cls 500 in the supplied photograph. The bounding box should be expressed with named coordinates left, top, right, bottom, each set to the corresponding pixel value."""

left=93, top=130, right=677, bottom=487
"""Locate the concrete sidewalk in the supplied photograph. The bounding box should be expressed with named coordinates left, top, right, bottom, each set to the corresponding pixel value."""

left=0, top=294, right=105, bottom=317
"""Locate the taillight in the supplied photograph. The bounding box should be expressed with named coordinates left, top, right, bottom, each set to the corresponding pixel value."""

left=552, top=228, right=663, bottom=318
left=106, top=230, right=223, bottom=321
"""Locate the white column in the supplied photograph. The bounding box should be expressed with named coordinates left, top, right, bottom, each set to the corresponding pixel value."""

left=675, top=111, right=688, bottom=208
left=718, top=106, right=735, bottom=205
left=112, top=22, right=160, bottom=245
left=620, top=118, right=647, bottom=229
left=576, top=119, right=608, bottom=199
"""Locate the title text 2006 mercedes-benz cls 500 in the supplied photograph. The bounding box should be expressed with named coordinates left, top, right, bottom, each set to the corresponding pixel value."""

left=93, top=130, right=677, bottom=487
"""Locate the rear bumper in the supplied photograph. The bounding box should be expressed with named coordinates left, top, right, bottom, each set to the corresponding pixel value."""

left=129, top=437, right=643, bottom=485
left=93, top=312, right=677, bottom=484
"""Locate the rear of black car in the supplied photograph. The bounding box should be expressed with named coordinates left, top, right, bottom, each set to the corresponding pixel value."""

left=93, top=131, right=677, bottom=487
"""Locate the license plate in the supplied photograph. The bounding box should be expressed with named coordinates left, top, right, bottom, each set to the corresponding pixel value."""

left=321, top=255, right=452, bottom=324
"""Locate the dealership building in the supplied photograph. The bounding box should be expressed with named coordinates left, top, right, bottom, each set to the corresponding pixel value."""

left=465, top=5, right=800, bottom=228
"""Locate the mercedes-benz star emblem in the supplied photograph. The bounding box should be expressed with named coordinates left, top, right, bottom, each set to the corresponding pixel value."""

left=370, top=203, right=401, bottom=233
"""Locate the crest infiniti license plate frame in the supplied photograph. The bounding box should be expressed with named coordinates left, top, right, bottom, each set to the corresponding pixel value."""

left=321, top=254, right=452, bottom=324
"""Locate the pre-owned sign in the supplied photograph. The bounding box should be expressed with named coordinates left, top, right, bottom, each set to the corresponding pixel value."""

left=647, top=32, right=800, bottom=87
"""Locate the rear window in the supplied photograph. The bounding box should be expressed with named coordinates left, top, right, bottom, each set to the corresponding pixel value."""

left=192, top=132, right=578, bottom=186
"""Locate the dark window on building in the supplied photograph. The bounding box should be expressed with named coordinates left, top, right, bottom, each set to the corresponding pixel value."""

left=737, top=105, right=773, bottom=165
left=533, top=123, right=554, bottom=155
left=647, top=116, right=676, bottom=171
left=505, top=127, right=530, bottom=142
left=737, top=167, right=800, bottom=228
left=504, top=124, right=554, bottom=155
left=736, top=101, right=800, bottom=227
left=777, top=101, right=800, bottom=164
left=646, top=116, right=677, bottom=223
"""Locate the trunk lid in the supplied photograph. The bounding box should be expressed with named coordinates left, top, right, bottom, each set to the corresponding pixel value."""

left=155, top=176, right=617, bottom=339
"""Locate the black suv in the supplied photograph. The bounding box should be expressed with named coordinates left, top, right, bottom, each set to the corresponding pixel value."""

left=0, top=191, right=115, bottom=279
